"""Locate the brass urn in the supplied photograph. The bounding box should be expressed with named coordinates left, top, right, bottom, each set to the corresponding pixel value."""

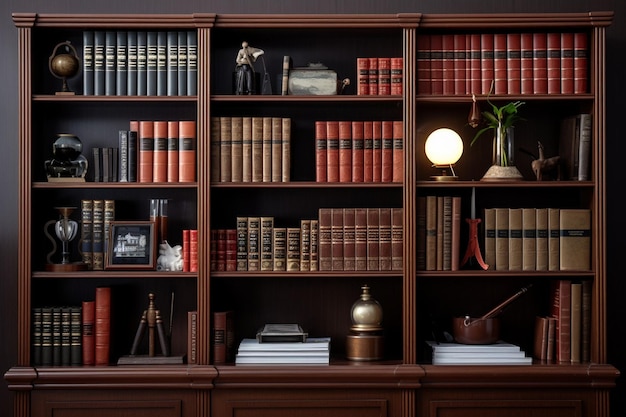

left=346, top=284, right=384, bottom=361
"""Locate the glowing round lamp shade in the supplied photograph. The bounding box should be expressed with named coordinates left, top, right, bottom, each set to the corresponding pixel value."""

left=424, top=128, right=464, bottom=166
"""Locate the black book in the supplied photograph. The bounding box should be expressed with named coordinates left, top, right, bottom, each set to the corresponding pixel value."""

left=92, top=147, right=102, bottom=182
left=137, top=31, right=148, bottom=96
left=52, top=307, right=62, bottom=366
left=167, top=31, right=178, bottom=96
left=104, top=31, right=117, bottom=96
left=157, top=31, right=168, bottom=96
left=93, top=31, right=106, bottom=96
left=32, top=307, right=42, bottom=366
left=112, top=147, right=119, bottom=182
left=116, top=31, right=128, bottom=96
left=177, top=31, right=188, bottom=96
left=146, top=31, right=158, bottom=96
left=128, top=130, right=138, bottom=182
left=70, top=306, right=82, bottom=366
left=118, top=130, right=129, bottom=182
left=127, top=31, right=138, bottom=95
left=187, top=30, right=197, bottom=96
left=61, top=307, right=71, bottom=366
left=82, top=31, right=94, bottom=95
left=41, top=307, right=53, bottom=366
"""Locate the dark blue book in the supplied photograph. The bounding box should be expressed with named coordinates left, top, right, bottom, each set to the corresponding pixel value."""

left=82, top=31, right=94, bottom=95
left=146, top=31, right=158, bottom=96
left=115, top=31, right=128, bottom=96
left=104, top=31, right=117, bottom=96
left=187, top=30, right=197, bottom=96
left=127, top=31, right=138, bottom=95
left=93, top=31, right=106, bottom=96
left=177, top=31, right=188, bottom=96
left=137, top=31, right=147, bottom=96
left=157, top=31, right=168, bottom=96
left=167, top=31, right=178, bottom=96
left=128, top=130, right=138, bottom=182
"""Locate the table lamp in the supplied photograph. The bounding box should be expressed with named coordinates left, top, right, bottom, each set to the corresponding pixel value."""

left=424, top=127, right=464, bottom=181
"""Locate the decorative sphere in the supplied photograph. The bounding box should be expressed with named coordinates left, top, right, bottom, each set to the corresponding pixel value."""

left=50, top=53, right=79, bottom=79
left=350, top=285, right=383, bottom=330
left=52, top=134, right=83, bottom=161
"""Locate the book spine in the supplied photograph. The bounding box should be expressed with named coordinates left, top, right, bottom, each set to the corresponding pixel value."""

left=138, top=121, right=154, bottom=183
left=392, top=120, right=403, bottom=183
left=187, top=30, right=198, bottom=95
left=534, top=316, right=549, bottom=361
left=104, top=31, right=117, bottom=96
left=577, top=113, right=592, bottom=181
left=101, top=147, right=110, bottom=182
left=522, top=208, right=537, bottom=271
left=260, top=117, right=271, bottom=182
left=533, top=32, right=548, bottom=94
left=436, top=196, right=444, bottom=270
left=354, top=208, right=368, bottom=271
left=61, top=307, right=71, bottom=366
left=183, top=229, right=190, bottom=272
left=41, top=307, right=53, bottom=366
left=581, top=280, right=592, bottom=362
left=381, top=121, right=393, bottom=183
left=153, top=121, right=168, bottom=183
left=372, top=121, right=382, bottom=182
left=331, top=208, right=344, bottom=271
left=118, top=130, right=129, bottom=182
left=167, top=121, right=180, bottom=182
left=570, top=281, right=582, bottom=363
left=70, top=306, right=82, bottom=366
left=189, top=229, right=198, bottom=272
left=425, top=196, right=437, bottom=271
left=116, top=31, right=128, bottom=96
left=536, top=208, right=549, bottom=271
left=146, top=31, right=158, bottom=96
left=551, top=279, right=571, bottom=363
left=520, top=32, right=534, bottom=95
left=559, top=209, right=591, bottom=271
left=187, top=311, right=197, bottom=364
left=156, top=31, right=167, bottom=96
left=251, top=117, right=264, bottom=182
left=547, top=32, right=561, bottom=94
left=127, top=31, right=138, bottom=95
left=417, top=36, right=431, bottom=94
left=453, top=34, right=466, bottom=95
left=368, top=57, right=378, bottom=95
left=416, top=197, right=426, bottom=270
left=318, top=208, right=332, bottom=271
left=212, top=311, right=233, bottom=364
left=390, top=57, right=403, bottom=95
left=179, top=120, right=197, bottom=182
left=560, top=32, right=575, bottom=95
left=94, top=287, right=111, bottom=366
left=480, top=33, right=494, bottom=95
left=363, top=121, right=374, bottom=183
left=137, top=31, right=147, bottom=96
left=310, top=220, right=319, bottom=271
left=351, top=121, right=364, bottom=183
left=80, top=199, right=94, bottom=270
left=226, top=228, right=237, bottom=271
left=548, top=208, right=561, bottom=271
left=342, top=209, right=355, bottom=271
left=273, top=227, right=287, bottom=271
left=128, top=129, right=138, bottom=182
left=300, top=219, right=312, bottom=271
left=573, top=32, right=588, bottom=94
left=281, top=55, right=291, bottom=95
left=93, top=31, right=106, bottom=96
left=271, top=117, right=282, bottom=182
left=281, top=117, right=291, bottom=182
left=377, top=57, right=391, bottom=95
left=493, top=33, right=507, bottom=94
left=32, top=307, right=42, bottom=366
left=236, top=217, right=248, bottom=271
left=260, top=216, right=274, bottom=271
left=367, top=208, right=380, bottom=271
left=92, top=200, right=104, bottom=271
left=52, top=307, right=61, bottom=366
left=103, top=199, right=115, bottom=259
left=338, top=121, right=352, bottom=183
left=326, top=121, right=339, bottom=183
left=451, top=197, right=461, bottom=271
left=506, top=33, right=521, bottom=94
left=441, top=34, right=455, bottom=95
left=83, top=31, right=94, bottom=95
left=379, top=207, right=392, bottom=271
left=494, top=207, right=509, bottom=271
left=508, top=207, right=523, bottom=271
left=287, top=227, right=301, bottom=272
left=241, top=116, right=252, bottom=182
left=315, top=121, right=328, bottom=182
left=247, top=217, right=260, bottom=271
left=177, top=31, right=188, bottom=96
left=392, top=207, right=403, bottom=271
left=357, top=57, right=370, bottom=95
left=210, top=117, right=221, bottom=182
left=483, top=208, right=496, bottom=269
left=231, top=116, right=244, bottom=182
left=469, top=34, right=481, bottom=95
left=167, top=31, right=178, bottom=96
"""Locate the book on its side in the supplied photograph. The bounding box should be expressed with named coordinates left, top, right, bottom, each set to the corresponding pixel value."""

left=238, top=337, right=330, bottom=352
left=559, top=208, right=591, bottom=271
left=187, top=310, right=197, bottom=364
left=213, top=310, right=234, bottom=364
left=318, top=208, right=332, bottom=271
left=94, top=287, right=111, bottom=366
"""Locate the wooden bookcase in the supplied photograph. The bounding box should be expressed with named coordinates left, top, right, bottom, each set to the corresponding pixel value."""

left=5, top=12, right=618, bottom=417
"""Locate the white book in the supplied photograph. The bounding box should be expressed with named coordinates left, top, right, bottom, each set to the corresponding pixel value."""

left=432, top=356, right=532, bottom=365
left=433, top=351, right=529, bottom=359
left=236, top=350, right=329, bottom=357
left=238, top=337, right=331, bottom=352
left=426, top=340, right=522, bottom=353
left=235, top=355, right=329, bottom=365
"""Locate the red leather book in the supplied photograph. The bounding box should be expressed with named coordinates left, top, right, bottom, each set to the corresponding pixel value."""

left=430, top=34, right=443, bottom=95
left=453, top=33, right=466, bottom=95
left=226, top=228, right=237, bottom=271
left=189, top=229, right=198, bottom=272
left=351, top=121, right=364, bottom=182
left=378, top=57, right=391, bottom=95
left=331, top=208, right=344, bottom=271
left=81, top=300, right=95, bottom=366
left=368, top=57, right=378, bottom=95
left=506, top=33, right=521, bottom=94
left=326, top=121, right=340, bottom=183
left=357, top=57, right=369, bottom=95
left=550, top=279, right=571, bottom=363
left=215, top=228, right=228, bottom=270
left=390, top=57, right=403, bottom=96
left=493, top=33, right=507, bottom=94
left=451, top=196, right=461, bottom=271
left=363, top=121, right=374, bottom=183
left=573, top=32, right=588, bottom=94
left=392, top=120, right=403, bottom=183
left=520, top=33, right=534, bottom=95
left=338, top=121, right=352, bottom=183
left=469, top=33, right=481, bottom=95
left=480, top=33, right=494, bottom=95
left=442, top=34, right=455, bottom=95
left=94, top=287, right=111, bottom=366
left=560, top=32, right=575, bottom=95
left=372, top=121, right=382, bottom=182
left=532, top=32, right=548, bottom=94
left=355, top=208, right=368, bottom=271
left=342, top=208, right=356, bottom=271
left=179, top=120, right=196, bottom=182
left=167, top=120, right=179, bottom=182
left=212, top=310, right=234, bottom=364
left=366, top=208, right=380, bottom=271
left=379, top=207, right=392, bottom=271
left=318, top=208, right=332, bottom=271
left=138, top=120, right=154, bottom=182
left=183, top=229, right=190, bottom=272
left=152, top=120, right=168, bottom=182
left=381, top=120, right=393, bottom=183
left=315, top=121, right=327, bottom=182
left=391, top=207, right=403, bottom=271
left=547, top=32, right=561, bottom=94
left=417, top=35, right=431, bottom=95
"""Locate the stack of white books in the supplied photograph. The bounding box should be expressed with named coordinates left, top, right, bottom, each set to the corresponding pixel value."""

left=235, top=337, right=331, bottom=365
left=427, top=341, right=533, bottom=365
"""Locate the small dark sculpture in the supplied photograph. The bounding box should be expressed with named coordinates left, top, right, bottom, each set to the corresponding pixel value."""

left=531, top=141, right=561, bottom=181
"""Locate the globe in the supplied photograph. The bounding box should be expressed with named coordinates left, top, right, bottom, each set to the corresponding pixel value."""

left=49, top=41, right=80, bottom=93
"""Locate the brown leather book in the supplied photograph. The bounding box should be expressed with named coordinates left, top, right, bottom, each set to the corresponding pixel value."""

left=469, top=34, right=481, bottom=95
left=331, top=208, right=344, bottom=271
left=495, top=207, right=510, bottom=271
left=217, top=229, right=227, bottom=271
left=236, top=216, right=248, bottom=271
left=368, top=57, right=378, bottom=95
left=251, top=117, right=264, bottom=182
left=262, top=117, right=272, bottom=182
left=451, top=197, right=461, bottom=271
left=210, top=116, right=221, bottom=182
left=342, top=209, right=356, bottom=271
left=260, top=216, right=274, bottom=271
left=300, top=219, right=311, bottom=271
left=548, top=208, right=560, bottom=271
left=310, top=220, right=319, bottom=271
left=417, top=35, right=431, bottom=95
left=315, top=121, right=327, bottom=182
left=189, top=229, right=198, bottom=272
left=287, top=227, right=301, bottom=272
left=94, top=287, right=111, bottom=366
left=453, top=33, right=466, bottom=95
left=480, top=33, right=494, bottom=95
left=138, top=120, right=154, bottom=182
left=271, top=117, right=282, bottom=182
left=508, top=208, right=523, bottom=271
left=367, top=208, right=380, bottom=271
left=247, top=217, right=260, bottom=271
left=351, top=121, right=364, bottom=182
left=166, top=120, right=179, bottom=182
left=390, top=57, right=403, bottom=96
left=377, top=57, right=391, bottom=95
left=212, top=310, right=234, bottom=364
left=338, top=121, right=352, bottom=183
left=533, top=316, right=549, bottom=361
left=372, top=120, right=382, bottom=182
left=82, top=300, right=95, bottom=366
left=242, top=116, right=252, bottom=182
left=281, top=118, right=291, bottom=182
left=550, top=279, right=571, bottom=363
left=273, top=227, right=287, bottom=271
left=226, top=228, right=237, bottom=272
left=178, top=120, right=196, bottom=182
left=391, top=207, right=403, bottom=271
left=231, top=116, right=244, bottom=182
left=355, top=208, right=368, bottom=271
left=522, top=208, right=537, bottom=271
left=379, top=207, right=392, bottom=271
left=441, top=34, right=454, bottom=95
left=152, top=120, right=168, bottom=182
left=381, top=120, right=393, bottom=183
left=559, top=209, right=591, bottom=271
left=357, top=57, right=369, bottom=95
left=425, top=196, right=437, bottom=271
left=318, top=208, right=332, bottom=271
left=536, top=208, right=548, bottom=271
left=219, top=116, right=232, bottom=182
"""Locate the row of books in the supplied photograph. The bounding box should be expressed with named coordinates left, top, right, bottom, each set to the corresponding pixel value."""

left=81, top=199, right=115, bottom=271
left=181, top=229, right=198, bottom=272
left=315, top=120, right=404, bottom=183
left=210, top=116, right=291, bottom=183
left=484, top=208, right=591, bottom=272
left=235, top=337, right=331, bottom=365
left=83, top=30, right=198, bottom=96
left=92, top=147, right=119, bottom=182
left=32, top=287, right=111, bottom=367
left=129, top=120, right=197, bottom=183
left=417, top=195, right=462, bottom=271
left=417, top=32, right=588, bottom=96
left=535, top=280, right=592, bottom=364
left=356, top=57, right=403, bottom=96
left=426, top=340, right=532, bottom=365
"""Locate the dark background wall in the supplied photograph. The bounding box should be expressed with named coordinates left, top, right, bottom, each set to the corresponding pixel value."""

left=1, top=0, right=623, bottom=415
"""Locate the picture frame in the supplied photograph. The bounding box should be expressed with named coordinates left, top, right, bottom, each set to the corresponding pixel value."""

left=105, top=221, right=156, bottom=270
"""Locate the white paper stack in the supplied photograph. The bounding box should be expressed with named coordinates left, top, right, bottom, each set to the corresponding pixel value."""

left=427, top=341, right=533, bottom=365
left=235, top=337, right=331, bottom=365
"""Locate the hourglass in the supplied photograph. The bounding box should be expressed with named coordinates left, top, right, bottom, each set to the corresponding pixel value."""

left=44, top=206, right=88, bottom=271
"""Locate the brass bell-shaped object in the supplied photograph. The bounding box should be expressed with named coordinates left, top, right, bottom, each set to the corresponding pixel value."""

left=346, top=284, right=384, bottom=361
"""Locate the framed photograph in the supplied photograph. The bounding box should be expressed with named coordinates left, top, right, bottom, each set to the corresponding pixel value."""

left=105, top=221, right=156, bottom=270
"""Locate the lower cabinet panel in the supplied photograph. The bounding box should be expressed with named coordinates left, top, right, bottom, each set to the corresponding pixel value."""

left=428, top=399, right=582, bottom=417
left=212, top=389, right=400, bottom=417
left=31, top=390, right=197, bottom=417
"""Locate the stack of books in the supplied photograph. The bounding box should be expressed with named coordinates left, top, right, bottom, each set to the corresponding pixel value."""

left=235, top=337, right=331, bottom=365
left=426, top=341, right=533, bottom=365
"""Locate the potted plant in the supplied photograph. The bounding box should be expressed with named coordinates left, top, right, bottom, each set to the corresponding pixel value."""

left=469, top=94, right=525, bottom=180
